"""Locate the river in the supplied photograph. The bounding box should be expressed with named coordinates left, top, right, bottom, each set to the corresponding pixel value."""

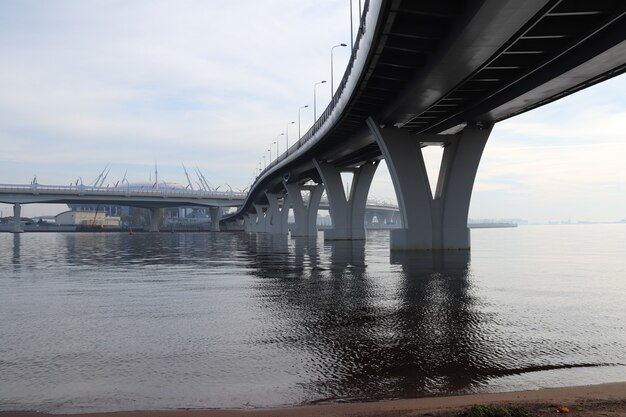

left=0, top=225, right=624, bottom=413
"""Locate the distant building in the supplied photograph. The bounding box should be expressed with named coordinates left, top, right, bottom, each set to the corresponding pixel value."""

left=68, top=203, right=126, bottom=217
left=55, top=210, right=120, bottom=227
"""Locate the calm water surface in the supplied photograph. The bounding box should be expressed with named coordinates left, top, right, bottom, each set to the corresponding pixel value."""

left=0, top=225, right=625, bottom=412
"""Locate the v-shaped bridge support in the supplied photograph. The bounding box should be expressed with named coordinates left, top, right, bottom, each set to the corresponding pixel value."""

left=367, top=117, right=492, bottom=250
left=313, top=159, right=379, bottom=240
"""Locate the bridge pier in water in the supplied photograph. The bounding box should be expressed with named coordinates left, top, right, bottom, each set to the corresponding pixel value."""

left=252, top=204, right=269, bottom=233
left=285, top=183, right=323, bottom=237
left=265, top=192, right=289, bottom=234
left=209, top=206, right=221, bottom=232
left=313, top=159, right=378, bottom=241
left=12, top=203, right=23, bottom=233
left=243, top=213, right=257, bottom=233
left=367, top=118, right=491, bottom=250
left=148, top=207, right=162, bottom=232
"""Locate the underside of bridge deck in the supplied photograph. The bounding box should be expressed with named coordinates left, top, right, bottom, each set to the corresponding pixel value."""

left=226, top=0, right=626, bottom=250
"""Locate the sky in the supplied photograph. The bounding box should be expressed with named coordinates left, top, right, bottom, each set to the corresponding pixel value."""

left=0, top=1, right=624, bottom=222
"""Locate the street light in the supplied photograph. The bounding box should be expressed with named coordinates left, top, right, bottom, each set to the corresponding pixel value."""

left=350, top=0, right=353, bottom=48
left=313, top=80, right=326, bottom=121
left=262, top=154, right=266, bottom=170
left=272, top=141, right=277, bottom=162
left=298, top=105, right=309, bottom=139
left=268, top=148, right=272, bottom=165
left=285, top=121, right=295, bottom=151
left=276, top=133, right=283, bottom=156
left=331, top=43, right=347, bottom=96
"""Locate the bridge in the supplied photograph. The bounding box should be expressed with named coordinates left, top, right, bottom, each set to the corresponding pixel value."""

left=0, top=183, right=401, bottom=233
left=222, top=0, right=626, bottom=250
left=0, top=183, right=247, bottom=233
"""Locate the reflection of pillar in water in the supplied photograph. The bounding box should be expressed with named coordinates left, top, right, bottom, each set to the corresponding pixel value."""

left=12, top=233, right=21, bottom=266
left=292, top=235, right=318, bottom=268
left=209, top=206, right=221, bottom=232
left=327, top=239, right=366, bottom=272
left=390, top=249, right=470, bottom=274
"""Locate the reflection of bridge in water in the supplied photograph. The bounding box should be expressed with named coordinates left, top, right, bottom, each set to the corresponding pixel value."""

left=8, top=230, right=487, bottom=397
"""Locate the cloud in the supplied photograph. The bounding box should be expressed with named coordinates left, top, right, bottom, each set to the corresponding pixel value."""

left=0, top=1, right=624, bottom=221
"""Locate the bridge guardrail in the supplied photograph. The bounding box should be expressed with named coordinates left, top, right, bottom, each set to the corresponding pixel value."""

left=257, top=0, right=372, bottom=179
left=0, top=184, right=247, bottom=200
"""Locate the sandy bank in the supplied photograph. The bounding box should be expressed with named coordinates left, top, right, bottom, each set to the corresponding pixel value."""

left=2, top=381, right=625, bottom=417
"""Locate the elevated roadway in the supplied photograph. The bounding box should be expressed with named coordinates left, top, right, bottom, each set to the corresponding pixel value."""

left=0, top=183, right=246, bottom=233
left=0, top=183, right=400, bottom=232
left=226, top=0, right=626, bottom=250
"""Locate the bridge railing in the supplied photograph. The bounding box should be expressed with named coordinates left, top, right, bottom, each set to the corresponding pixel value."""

left=257, top=0, right=372, bottom=180
left=0, top=183, right=247, bottom=200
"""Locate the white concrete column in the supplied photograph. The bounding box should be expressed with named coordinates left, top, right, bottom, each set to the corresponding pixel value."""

left=278, top=194, right=291, bottom=234
left=209, top=206, right=221, bottom=232
left=313, top=159, right=378, bottom=240
left=265, top=192, right=290, bottom=234
left=380, top=212, right=393, bottom=225
left=244, top=213, right=257, bottom=232
left=12, top=203, right=23, bottom=233
left=285, top=182, right=324, bottom=237
left=253, top=204, right=269, bottom=233
left=148, top=207, right=162, bottom=232
left=367, top=117, right=491, bottom=250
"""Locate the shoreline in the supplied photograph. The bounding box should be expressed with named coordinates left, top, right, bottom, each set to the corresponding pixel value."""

left=2, top=381, right=625, bottom=417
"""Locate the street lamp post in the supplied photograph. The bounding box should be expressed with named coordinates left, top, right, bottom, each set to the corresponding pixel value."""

left=268, top=148, right=272, bottom=165
left=263, top=154, right=266, bottom=170
left=273, top=141, right=278, bottom=162
left=350, top=0, right=354, bottom=48
left=276, top=133, right=283, bottom=157
left=285, top=121, right=295, bottom=151
left=298, top=105, right=309, bottom=139
left=331, top=43, right=347, bottom=97
left=313, top=80, right=326, bottom=122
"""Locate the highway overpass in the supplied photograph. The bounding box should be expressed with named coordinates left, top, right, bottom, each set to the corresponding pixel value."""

left=225, top=0, right=626, bottom=250
left=0, top=183, right=246, bottom=233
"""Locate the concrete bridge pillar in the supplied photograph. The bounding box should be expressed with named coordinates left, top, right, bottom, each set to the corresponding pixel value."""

left=313, top=159, right=378, bottom=240
left=265, top=192, right=290, bottom=234
left=149, top=207, right=162, bottom=232
left=253, top=204, right=269, bottom=233
left=380, top=212, right=393, bottom=225
left=244, top=213, right=257, bottom=232
left=243, top=215, right=250, bottom=232
left=285, top=182, right=324, bottom=237
left=12, top=203, right=23, bottom=233
left=367, top=117, right=491, bottom=250
left=365, top=212, right=374, bottom=227
left=209, top=206, right=221, bottom=232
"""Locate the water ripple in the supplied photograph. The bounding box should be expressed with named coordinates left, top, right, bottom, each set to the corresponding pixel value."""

left=1, top=226, right=625, bottom=412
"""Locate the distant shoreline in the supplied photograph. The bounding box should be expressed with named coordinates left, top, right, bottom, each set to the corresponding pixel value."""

left=468, top=222, right=517, bottom=228
left=1, top=381, right=625, bottom=417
